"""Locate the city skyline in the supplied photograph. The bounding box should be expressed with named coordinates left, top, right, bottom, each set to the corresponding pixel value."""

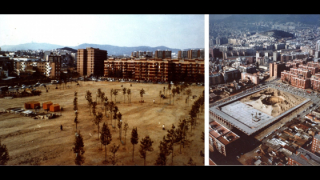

left=0, top=14, right=205, bottom=49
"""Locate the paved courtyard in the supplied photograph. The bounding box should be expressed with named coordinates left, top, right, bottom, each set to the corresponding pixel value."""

left=221, top=101, right=273, bottom=128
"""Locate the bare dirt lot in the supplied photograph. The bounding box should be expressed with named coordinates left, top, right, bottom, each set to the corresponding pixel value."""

left=0, top=81, right=204, bottom=166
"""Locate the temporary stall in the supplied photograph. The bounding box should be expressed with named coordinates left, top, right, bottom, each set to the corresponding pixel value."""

left=50, top=104, right=60, bottom=112
left=24, top=103, right=31, bottom=109
left=24, top=101, right=40, bottom=109
left=43, top=101, right=53, bottom=110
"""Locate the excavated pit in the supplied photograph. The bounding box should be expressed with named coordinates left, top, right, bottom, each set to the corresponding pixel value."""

left=240, top=88, right=306, bottom=117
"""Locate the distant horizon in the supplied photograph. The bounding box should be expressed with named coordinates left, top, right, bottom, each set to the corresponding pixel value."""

left=0, top=41, right=204, bottom=52
left=0, top=15, right=205, bottom=49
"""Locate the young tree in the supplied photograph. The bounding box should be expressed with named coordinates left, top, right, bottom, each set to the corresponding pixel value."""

left=172, top=88, right=176, bottom=105
left=85, top=90, right=93, bottom=116
left=165, top=124, right=177, bottom=165
left=186, top=89, right=192, bottom=106
left=108, top=101, right=115, bottom=122
left=93, top=112, right=103, bottom=143
left=168, top=83, right=172, bottom=93
left=140, top=88, right=145, bottom=102
left=131, top=127, right=139, bottom=162
left=110, top=89, right=113, bottom=102
left=163, top=86, right=166, bottom=96
left=154, top=137, right=170, bottom=166
left=91, top=101, right=97, bottom=116
left=100, top=92, right=105, bottom=107
left=73, top=131, right=85, bottom=165
left=123, top=123, right=129, bottom=145
left=113, top=89, right=118, bottom=103
left=113, top=106, right=119, bottom=128
left=73, top=91, right=78, bottom=111
left=100, top=122, right=112, bottom=163
left=0, top=139, right=9, bottom=165
left=139, top=135, right=154, bottom=166
left=74, top=111, right=79, bottom=131
left=127, top=88, right=131, bottom=103
left=109, top=143, right=120, bottom=166
left=178, top=119, right=189, bottom=142
left=176, top=119, right=188, bottom=154
left=189, top=107, right=197, bottom=131
left=97, top=88, right=101, bottom=104
left=176, top=86, right=180, bottom=97
left=104, top=97, right=109, bottom=116
left=122, top=88, right=126, bottom=103
left=117, top=112, right=122, bottom=141
left=159, top=90, right=162, bottom=104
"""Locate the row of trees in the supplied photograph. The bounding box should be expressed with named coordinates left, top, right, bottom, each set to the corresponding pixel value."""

left=73, top=86, right=204, bottom=165
left=154, top=119, right=190, bottom=165
left=110, top=88, right=146, bottom=104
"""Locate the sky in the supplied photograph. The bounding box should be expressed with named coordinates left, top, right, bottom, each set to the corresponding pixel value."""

left=0, top=15, right=204, bottom=49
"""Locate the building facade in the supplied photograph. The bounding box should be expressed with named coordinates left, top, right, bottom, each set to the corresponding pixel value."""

left=77, top=47, right=108, bottom=77
left=104, top=58, right=204, bottom=83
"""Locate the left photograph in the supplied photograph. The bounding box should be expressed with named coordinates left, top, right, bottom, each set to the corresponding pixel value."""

left=0, top=14, right=205, bottom=166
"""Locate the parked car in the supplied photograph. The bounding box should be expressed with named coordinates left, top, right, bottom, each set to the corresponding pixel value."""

left=8, top=86, right=12, bottom=89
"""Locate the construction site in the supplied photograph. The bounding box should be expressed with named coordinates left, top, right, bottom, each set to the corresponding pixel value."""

left=210, top=85, right=310, bottom=136
left=209, top=83, right=316, bottom=165
left=240, top=88, right=306, bottom=117
left=0, top=81, right=204, bottom=166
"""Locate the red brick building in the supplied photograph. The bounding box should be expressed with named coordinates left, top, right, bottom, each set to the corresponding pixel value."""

left=104, top=58, right=204, bottom=83
left=209, top=121, right=240, bottom=156
left=270, top=62, right=286, bottom=78
left=77, top=47, right=108, bottom=77
left=281, top=70, right=310, bottom=89
left=311, top=133, right=320, bottom=154
left=281, top=59, right=320, bottom=90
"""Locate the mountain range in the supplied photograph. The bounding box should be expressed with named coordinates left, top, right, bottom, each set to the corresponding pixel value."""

left=0, top=42, right=200, bottom=55
left=210, top=14, right=320, bottom=25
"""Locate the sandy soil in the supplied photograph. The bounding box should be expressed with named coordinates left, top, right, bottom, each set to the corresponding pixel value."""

left=240, top=88, right=306, bottom=117
left=0, top=81, right=204, bottom=166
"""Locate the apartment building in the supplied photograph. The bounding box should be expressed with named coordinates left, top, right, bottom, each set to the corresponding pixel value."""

left=77, top=47, right=108, bottom=77
left=104, top=58, right=204, bottom=83
left=209, top=121, right=240, bottom=156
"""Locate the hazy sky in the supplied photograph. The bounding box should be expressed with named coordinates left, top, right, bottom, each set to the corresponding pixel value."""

left=0, top=15, right=204, bottom=49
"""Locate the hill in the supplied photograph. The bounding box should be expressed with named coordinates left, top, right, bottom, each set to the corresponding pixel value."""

left=70, top=43, right=183, bottom=56
left=1, top=43, right=64, bottom=51
left=0, top=43, right=197, bottom=56
left=258, top=30, right=294, bottom=39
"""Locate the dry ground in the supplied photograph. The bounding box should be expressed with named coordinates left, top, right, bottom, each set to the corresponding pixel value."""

left=0, top=81, right=204, bottom=166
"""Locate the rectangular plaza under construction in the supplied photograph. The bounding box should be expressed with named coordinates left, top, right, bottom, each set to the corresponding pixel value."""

left=210, top=85, right=311, bottom=136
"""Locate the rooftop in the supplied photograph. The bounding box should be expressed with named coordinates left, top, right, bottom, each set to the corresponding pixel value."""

left=210, top=85, right=311, bottom=135
left=209, top=121, right=240, bottom=145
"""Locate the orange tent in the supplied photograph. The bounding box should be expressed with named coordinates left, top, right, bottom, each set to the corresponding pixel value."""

left=43, top=101, right=53, bottom=110
left=24, top=101, right=40, bottom=109
left=50, top=104, right=60, bottom=112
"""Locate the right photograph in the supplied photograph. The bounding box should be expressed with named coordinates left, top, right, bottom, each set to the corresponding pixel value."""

left=208, top=14, right=320, bottom=166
